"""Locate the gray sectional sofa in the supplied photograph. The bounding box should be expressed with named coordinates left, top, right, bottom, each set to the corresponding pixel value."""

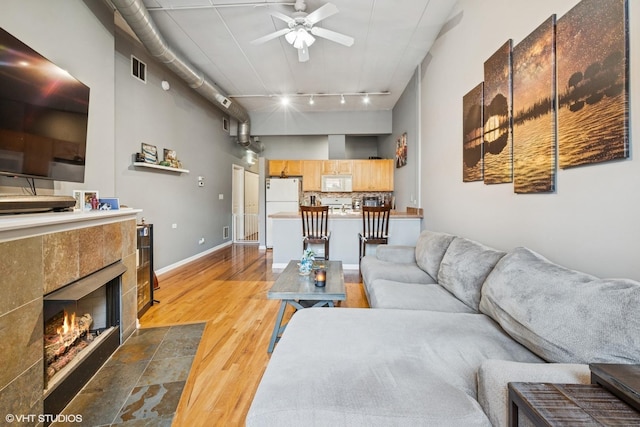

left=247, top=230, right=640, bottom=426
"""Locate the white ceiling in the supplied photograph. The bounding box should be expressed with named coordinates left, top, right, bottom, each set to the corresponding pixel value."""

left=137, top=0, right=457, bottom=113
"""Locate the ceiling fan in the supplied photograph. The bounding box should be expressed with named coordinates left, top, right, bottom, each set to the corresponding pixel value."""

left=251, top=0, right=354, bottom=62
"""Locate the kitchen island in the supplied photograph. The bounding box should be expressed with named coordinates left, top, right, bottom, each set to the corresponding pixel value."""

left=270, top=210, right=423, bottom=270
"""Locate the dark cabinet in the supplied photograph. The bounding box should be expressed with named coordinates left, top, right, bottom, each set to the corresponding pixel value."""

left=136, top=223, right=155, bottom=316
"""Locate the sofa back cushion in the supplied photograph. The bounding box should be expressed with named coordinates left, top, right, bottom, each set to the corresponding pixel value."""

left=414, top=230, right=456, bottom=280
left=479, top=247, right=640, bottom=364
left=437, top=237, right=505, bottom=311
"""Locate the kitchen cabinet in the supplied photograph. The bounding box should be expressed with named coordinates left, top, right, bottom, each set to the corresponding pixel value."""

left=353, top=159, right=394, bottom=191
left=321, top=160, right=352, bottom=175
left=302, top=160, right=322, bottom=191
left=268, top=160, right=302, bottom=177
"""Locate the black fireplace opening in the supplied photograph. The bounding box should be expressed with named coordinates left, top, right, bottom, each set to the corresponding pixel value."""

left=43, top=261, right=125, bottom=419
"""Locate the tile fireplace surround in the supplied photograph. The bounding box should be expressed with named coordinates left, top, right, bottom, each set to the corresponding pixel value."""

left=0, top=209, right=140, bottom=421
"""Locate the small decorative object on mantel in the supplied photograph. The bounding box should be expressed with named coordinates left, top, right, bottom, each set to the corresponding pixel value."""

left=298, top=248, right=315, bottom=275
left=314, top=268, right=326, bottom=287
left=73, top=190, right=99, bottom=211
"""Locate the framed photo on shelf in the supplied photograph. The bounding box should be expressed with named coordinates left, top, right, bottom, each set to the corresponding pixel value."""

left=98, top=197, right=120, bottom=210
left=73, top=190, right=100, bottom=211
left=141, top=143, right=157, bottom=164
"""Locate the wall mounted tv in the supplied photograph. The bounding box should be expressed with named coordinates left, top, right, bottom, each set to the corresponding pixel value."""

left=0, top=27, right=90, bottom=183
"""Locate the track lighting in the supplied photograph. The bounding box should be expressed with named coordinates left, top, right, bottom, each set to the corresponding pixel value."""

left=229, top=91, right=391, bottom=107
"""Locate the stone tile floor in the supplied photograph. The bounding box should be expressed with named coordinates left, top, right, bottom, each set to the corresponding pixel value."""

left=55, top=323, right=205, bottom=426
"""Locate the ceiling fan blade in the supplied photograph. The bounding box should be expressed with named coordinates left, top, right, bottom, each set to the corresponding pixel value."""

left=310, top=27, right=354, bottom=47
left=268, top=10, right=296, bottom=25
left=250, top=28, right=292, bottom=45
left=305, top=3, right=339, bottom=25
left=298, top=44, right=310, bottom=62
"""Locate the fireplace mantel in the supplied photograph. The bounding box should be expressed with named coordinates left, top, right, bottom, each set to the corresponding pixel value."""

left=0, top=208, right=141, bottom=421
left=0, top=208, right=142, bottom=243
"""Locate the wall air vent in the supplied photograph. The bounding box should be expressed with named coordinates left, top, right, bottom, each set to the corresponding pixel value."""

left=223, top=226, right=230, bottom=240
left=131, top=55, right=146, bottom=83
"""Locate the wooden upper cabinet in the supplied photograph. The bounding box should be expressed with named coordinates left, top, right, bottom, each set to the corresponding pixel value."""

left=321, top=160, right=352, bottom=175
left=268, top=160, right=302, bottom=177
left=302, top=160, right=322, bottom=191
left=352, top=159, right=394, bottom=191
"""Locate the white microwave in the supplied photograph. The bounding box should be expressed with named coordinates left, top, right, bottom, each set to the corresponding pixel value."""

left=321, top=175, right=353, bottom=192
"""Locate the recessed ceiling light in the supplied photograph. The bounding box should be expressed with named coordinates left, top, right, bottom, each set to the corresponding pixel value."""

left=309, top=95, right=314, bottom=105
left=281, top=96, right=290, bottom=106
left=363, top=93, right=370, bottom=104
left=340, top=94, right=345, bottom=104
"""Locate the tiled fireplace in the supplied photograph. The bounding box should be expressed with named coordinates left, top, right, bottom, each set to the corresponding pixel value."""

left=0, top=210, right=139, bottom=422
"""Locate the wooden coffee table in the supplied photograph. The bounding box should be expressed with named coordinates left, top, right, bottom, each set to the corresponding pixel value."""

left=267, top=260, right=345, bottom=353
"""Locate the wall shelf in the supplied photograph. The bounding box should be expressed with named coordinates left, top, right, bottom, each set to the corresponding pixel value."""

left=133, top=162, right=189, bottom=174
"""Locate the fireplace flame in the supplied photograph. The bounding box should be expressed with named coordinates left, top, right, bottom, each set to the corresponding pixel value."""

left=57, top=311, right=77, bottom=338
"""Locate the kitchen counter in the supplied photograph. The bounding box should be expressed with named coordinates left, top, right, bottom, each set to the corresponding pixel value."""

left=270, top=210, right=423, bottom=270
left=269, top=210, right=423, bottom=219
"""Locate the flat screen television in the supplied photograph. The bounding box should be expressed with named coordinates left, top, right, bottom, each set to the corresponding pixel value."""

left=0, top=27, right=90, bottom=183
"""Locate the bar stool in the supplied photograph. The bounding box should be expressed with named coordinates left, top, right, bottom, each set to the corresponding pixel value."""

left=359, top=205, right=391, bottom=264
left=301, top=205, right=331, bottom=260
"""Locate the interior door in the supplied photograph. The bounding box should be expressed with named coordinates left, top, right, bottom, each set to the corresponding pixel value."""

left=244, top=171, right=259, bottom=240
left=232, top=164, right=245, bottom=240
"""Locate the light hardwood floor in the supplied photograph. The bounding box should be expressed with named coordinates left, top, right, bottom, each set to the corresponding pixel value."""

left=139, top=244, right=368, bottom=426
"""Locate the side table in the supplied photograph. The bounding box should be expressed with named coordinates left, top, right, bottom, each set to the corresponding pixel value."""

left=509, top=381, right=640, bottom=426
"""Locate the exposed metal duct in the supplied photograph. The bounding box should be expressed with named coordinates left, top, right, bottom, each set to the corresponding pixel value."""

left=110, top=0, right=262, bottom=152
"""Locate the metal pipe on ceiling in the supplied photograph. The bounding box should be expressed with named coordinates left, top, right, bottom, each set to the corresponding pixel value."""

left=110, top=0, right=262, bottom=152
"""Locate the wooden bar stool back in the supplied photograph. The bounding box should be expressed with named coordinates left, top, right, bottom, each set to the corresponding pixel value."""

left=300, top=205, right=331, bottom=260
left=359, top=205, right=391, bottom=263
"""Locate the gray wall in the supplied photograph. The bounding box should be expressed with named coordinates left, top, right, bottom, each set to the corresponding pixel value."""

left=380, top=70, right=420, bottom=211
left=251, top=110, right=392, bottom=135
left=260, top=135, right=328, bottom=159
left=420, top=0, right=640, bottom=280
left=261, top=135, right=379, bottom=160
left=114, top=30, right=256, bottom=269
left=0, top=0, right=116, bottom=196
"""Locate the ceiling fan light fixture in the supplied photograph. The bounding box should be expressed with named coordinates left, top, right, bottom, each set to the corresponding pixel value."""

left=284, top=31, right=297, bottom=45
left=309, top=95, right=315, bottom=105
left=340, top=94, right=346, bottom=104
left=291, top=28, right=315, bottom=49
left=363, top=93, right=370, bottom=104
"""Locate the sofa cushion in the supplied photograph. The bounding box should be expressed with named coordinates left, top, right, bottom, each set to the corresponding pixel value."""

left=479, top=247, right=640, bottom=364
left=247, top=308, right=541, bottom=427
left=367, top=280, right=477, bottom=312
left=437, top=237, right=505, bottom=311
left=375, top=245, right=416, bottom=264
left=477, top=360, right=590, bottom=427
left=360, top=255, right=436, bottom=287
left=414, top=230, right=456, bottom=279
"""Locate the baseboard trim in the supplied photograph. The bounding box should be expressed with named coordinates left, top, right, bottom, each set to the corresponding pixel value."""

left=155, top=241, right=233, bottom=275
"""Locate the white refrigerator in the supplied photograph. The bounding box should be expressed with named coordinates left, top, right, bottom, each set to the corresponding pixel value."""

left=266, top=178, right=300, bottom=248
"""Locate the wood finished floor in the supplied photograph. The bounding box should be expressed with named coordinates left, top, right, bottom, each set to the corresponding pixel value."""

left=139, top=244, right=369, bottom=426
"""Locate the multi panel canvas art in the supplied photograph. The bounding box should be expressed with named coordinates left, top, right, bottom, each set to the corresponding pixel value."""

left=462, top=83, right=483, bottom=182
left=512, top=16, right=556, bottom=193
left=462, top=0, right=629, bottom=192
left=483, top=40, right=513, bottom=184
left=556, top=0, right=629, bottom=168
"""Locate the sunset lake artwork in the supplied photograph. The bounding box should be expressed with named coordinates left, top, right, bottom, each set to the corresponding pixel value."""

left=556, top=0, right=629, bottom=168
left=462, top=83, right=483, bottom=182
left=512, top=16, right=556, bottom=194
left=483, top=40, right=513, bottom=184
